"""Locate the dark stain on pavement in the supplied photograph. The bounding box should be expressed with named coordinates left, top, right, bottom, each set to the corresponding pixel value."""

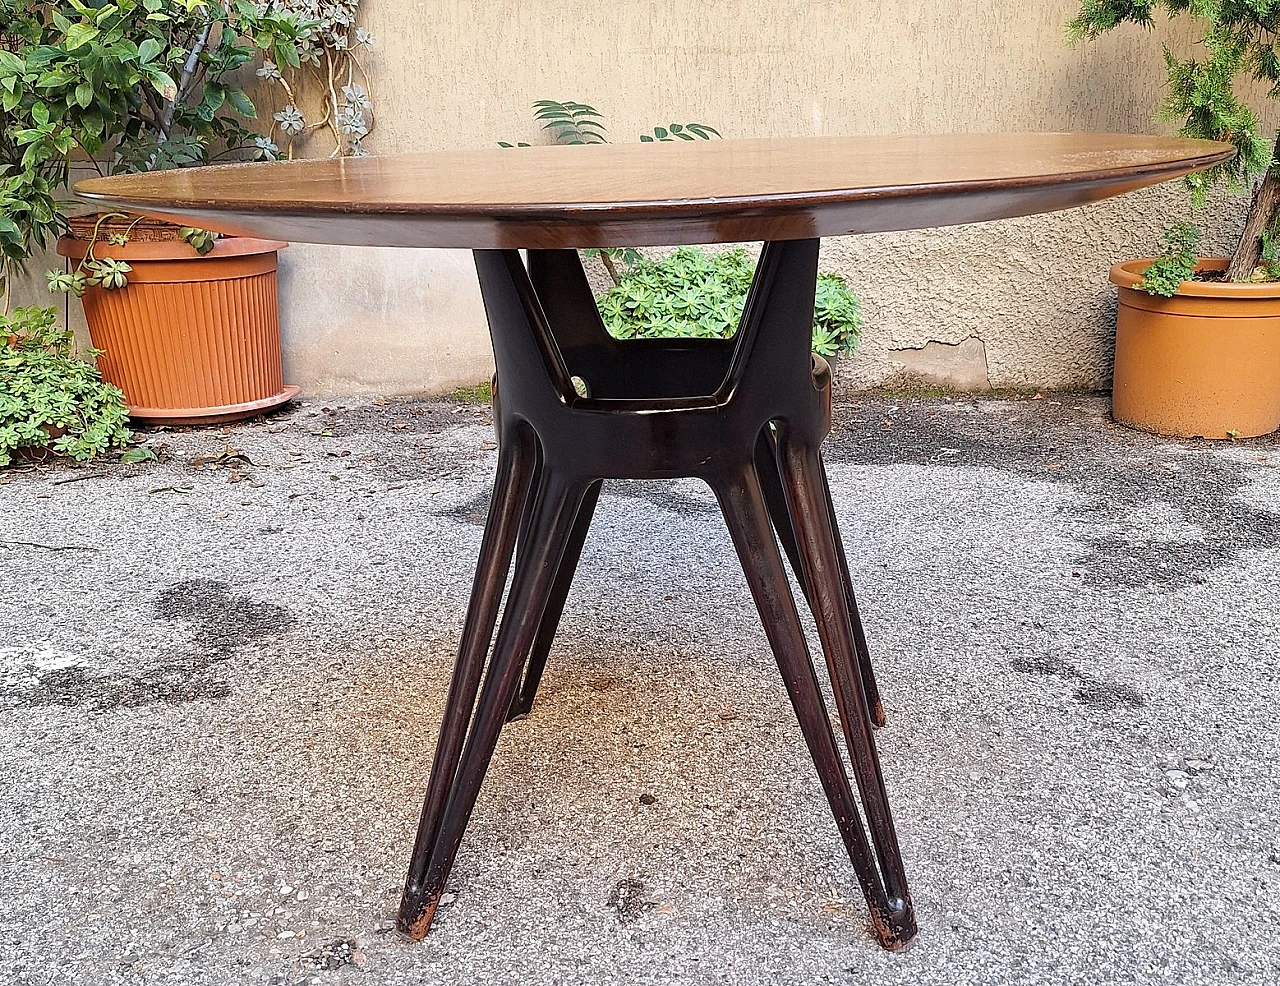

left=1010, top=650, right=1146, bottom=711
left=2, top=580, right=293, bottom=712
left=606, top=877, right=656, bottom=924
left=824, top=395, right=1280, bottom=589
left=154, top=578, right=294, bottom=657
left=446, top=489, right=494, bottom=526
left=11, top=660, right=233, bottom=711
left=609, top=479, right=719, bottom=518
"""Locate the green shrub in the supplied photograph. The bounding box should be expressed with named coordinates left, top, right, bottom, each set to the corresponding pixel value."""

left=0, top=0, right=305, bottom=298
left=0, top=306, right=132, bottom=466
left=595, top=247, right=863, bottom=357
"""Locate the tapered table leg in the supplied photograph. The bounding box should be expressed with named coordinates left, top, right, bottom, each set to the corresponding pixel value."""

left=397, top=428, right=537, bottom=936
left=714, top=461, right=915, bottom=950
left=816, top=454, right=886, bottom=726
left=775, top=436, right=913, bottom=928
left=398, top=467, right=589, bottom=939
left=507, top=479, right=603, bottom=720
left=756, top=431, right=886, bottom=726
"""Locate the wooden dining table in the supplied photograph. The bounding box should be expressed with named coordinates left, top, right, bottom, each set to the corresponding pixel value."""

left=76, top=132, right=1231, bottom=950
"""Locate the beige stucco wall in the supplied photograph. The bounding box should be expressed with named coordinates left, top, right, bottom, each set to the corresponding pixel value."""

left=15, top=2, right=1264, bottom=393
left=315, top=0, right=1255, bottom=393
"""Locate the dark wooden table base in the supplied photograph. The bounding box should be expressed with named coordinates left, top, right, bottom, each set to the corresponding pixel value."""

left=395, top=241, right=916, bottom=950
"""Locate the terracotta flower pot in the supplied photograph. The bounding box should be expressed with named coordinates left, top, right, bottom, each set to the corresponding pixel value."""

left=1109, top=258, right=1280, bottom=439
left=56, top=229, right=299, bottom=425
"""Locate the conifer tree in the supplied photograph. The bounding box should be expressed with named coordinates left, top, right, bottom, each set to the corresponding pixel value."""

left=1070, top=0, right=1280, bottom=281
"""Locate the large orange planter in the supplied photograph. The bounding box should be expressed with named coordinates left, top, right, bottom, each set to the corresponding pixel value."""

left=56, top=234, right=299, bottom=425
left=1109, top=258, right=1280, bottom=439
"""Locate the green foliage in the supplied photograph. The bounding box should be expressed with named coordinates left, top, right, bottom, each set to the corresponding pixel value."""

left=1256, top=226, right=1280, bottom=280
left=120, top=444, right=157, bottom=462
left=1068, top=0, right=1280, bottom=281
left=638, top=122, right=721, bottom=142
left=0, top=0, right=305, bottom=297
left=524, top=99, right=720, bottom=148
left=812, top=270, right=865, bottom=357
left=596, top=247, right=862, bottom=357
left=452, top=379, right=493, bottom=403
left=45, top=211, right=148, bottom=295
left=1137, top=221, right=1202, bottom=296
left=583, top=247, right=643, bottom=269
left=532, top=99, right=607, bottom=145
left=0, top=306, right=132, bottom=466
left=179, top=225, right=216, bottom=253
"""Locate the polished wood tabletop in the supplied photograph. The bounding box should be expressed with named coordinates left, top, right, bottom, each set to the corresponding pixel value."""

left=74, top=133, right=1232, bottom=249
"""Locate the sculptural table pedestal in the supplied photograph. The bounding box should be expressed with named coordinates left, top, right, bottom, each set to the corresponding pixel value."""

left=395, top=239, right=917, bottom=948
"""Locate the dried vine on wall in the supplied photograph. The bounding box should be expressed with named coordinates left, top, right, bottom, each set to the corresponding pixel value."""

left=259, top=0, right=375, bottom=157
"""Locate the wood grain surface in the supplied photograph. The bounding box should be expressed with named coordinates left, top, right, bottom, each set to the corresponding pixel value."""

left=73, top=133, right=1232, bottom=248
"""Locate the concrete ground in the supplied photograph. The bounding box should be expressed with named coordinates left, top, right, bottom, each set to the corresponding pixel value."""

left=1, top=393, right=1278, bottom=986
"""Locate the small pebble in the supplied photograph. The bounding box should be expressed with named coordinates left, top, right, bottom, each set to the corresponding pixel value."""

left=1160, top=769, right=1190, bottom=796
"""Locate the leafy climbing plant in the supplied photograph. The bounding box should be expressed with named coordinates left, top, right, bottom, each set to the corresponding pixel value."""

left=259, top=0, right=376, bottom=158
left=0, top=0, right=305, bottom=302
left=596, top=247, right=863, bottom=358
left=0, top=305, right=133, bottom=466
left=45, top=213, right=215, bottom=297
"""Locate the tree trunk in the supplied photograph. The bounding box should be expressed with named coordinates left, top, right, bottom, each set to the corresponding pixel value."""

left=1226, top=159, right=1280, bottom=281
left=598, top=250, right=621, bottom=286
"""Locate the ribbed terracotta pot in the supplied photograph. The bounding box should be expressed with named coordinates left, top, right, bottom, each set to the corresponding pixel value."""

left=56, top=232, right=299, bottom=425
left=1109, top=258, right=1280, bottom=439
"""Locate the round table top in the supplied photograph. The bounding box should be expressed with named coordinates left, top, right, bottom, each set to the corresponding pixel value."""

left=73, top=133, right=1231, bottom=249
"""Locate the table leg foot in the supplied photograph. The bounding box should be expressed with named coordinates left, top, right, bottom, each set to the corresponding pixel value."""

left=397, top=892, right=441, bottom=941
left=870, top=895, right=918, bottom=951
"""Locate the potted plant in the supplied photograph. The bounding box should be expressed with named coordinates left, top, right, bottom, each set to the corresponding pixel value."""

left=1070, top=3, right=1280, bottom=439
left=0, top=0, right=306, bottom=424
